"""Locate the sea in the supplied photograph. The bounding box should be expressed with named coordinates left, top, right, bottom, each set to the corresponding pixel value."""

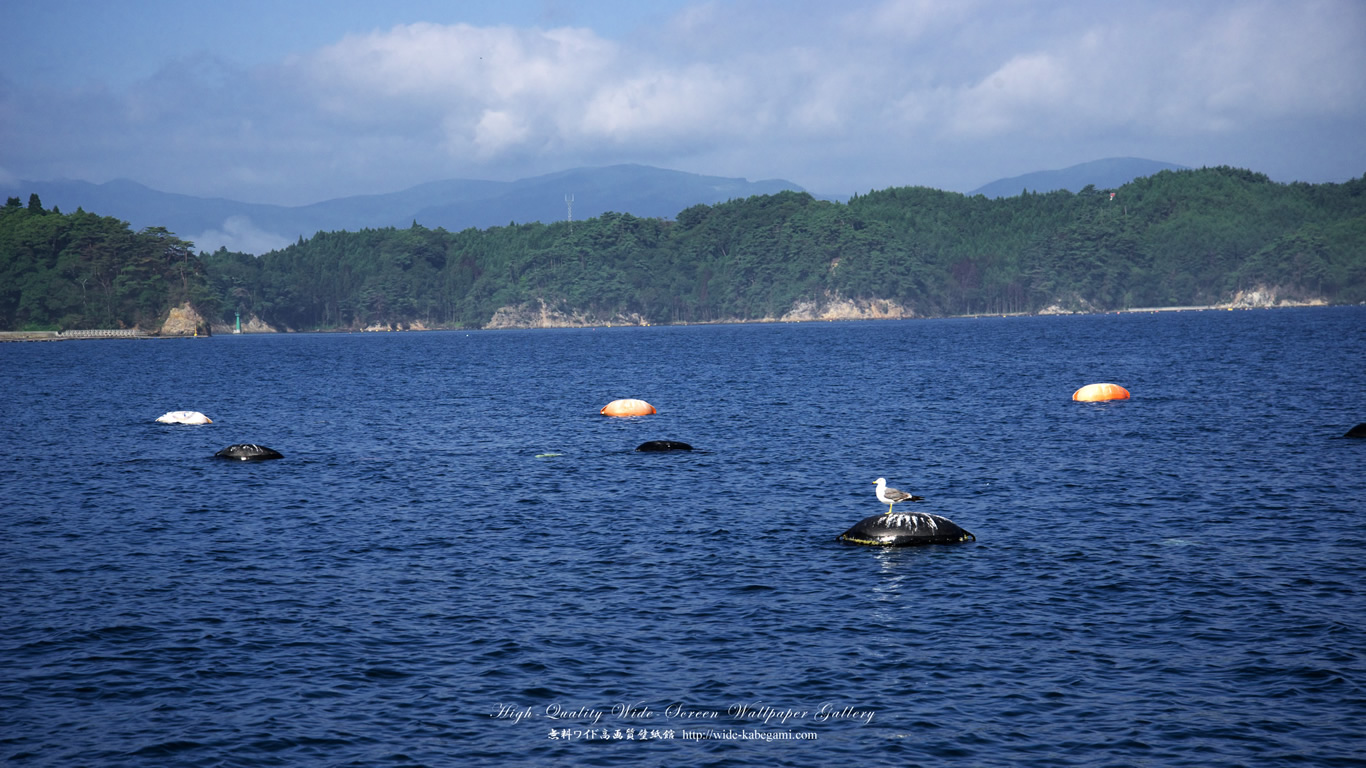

left=2, top=306, right=1363, bottom=767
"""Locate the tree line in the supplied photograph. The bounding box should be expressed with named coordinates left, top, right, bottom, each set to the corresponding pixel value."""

left=1, top=194, right=208, bottom=331
left=3, top=166, right=1364, bottom=332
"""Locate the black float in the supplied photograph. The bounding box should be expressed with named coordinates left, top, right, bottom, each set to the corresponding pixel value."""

left=635, top=440, right=693, bottom=452
left=838, top=512, right=976, bottom=546
left=214, top=444, right=284, bottom=461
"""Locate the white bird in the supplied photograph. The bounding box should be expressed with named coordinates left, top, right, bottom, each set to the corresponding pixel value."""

left=873, top=477, right=924, bottom=514
left=156, top=410, right=213, bottom=425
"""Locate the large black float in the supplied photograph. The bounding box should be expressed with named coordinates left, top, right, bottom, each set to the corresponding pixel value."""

left=635, top=440, right=693, bottom=452
left=837, top=512, right=976, bottom=546
left=214, top=444, right=284, bottom=461
left=1341, top=423, right=1366, bottom=439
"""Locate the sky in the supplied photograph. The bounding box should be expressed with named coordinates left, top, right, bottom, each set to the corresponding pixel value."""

left=2, top=0, right=1364, bottom=206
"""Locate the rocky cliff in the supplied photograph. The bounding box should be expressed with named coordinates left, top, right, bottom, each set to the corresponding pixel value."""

left=159, top=303, right=209, bottom=336
left=485, top=300, right=651, bottom=329
left=780, top=293, right=914, bottom=322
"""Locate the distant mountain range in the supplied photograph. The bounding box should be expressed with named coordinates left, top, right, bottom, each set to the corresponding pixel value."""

left=970, top=157, right=1188, bottom=199
left=3, top=165, right=806, bottom=255
left=5, top=158, right=1188, bottom=254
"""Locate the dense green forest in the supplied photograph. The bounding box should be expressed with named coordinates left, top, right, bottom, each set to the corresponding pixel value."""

left=3, top=167, right=1364, bottom=332
left=0, top=194, right=211, bottom=331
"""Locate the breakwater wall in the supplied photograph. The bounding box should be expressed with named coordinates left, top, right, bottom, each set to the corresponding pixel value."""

left=0, top=329, right=150, bottom=342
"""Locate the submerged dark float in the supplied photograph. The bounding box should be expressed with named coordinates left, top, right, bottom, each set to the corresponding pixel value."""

left=635, top=440, right=693, bottom=452
left=838, top=512, right=976, bottom=546
left=214, top=444, right=284, bottom=461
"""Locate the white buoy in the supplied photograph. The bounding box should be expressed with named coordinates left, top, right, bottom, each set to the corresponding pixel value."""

left=156, top=410, right=213, bottom=425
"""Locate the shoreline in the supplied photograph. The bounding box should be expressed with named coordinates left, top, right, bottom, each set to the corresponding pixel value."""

left=5, top=300, right=1352, bottom=341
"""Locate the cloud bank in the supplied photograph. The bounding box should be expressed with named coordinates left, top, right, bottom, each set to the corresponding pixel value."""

left=190, top=217, right=294, bottom=256
left=2, top=0, right=1362, bottom=204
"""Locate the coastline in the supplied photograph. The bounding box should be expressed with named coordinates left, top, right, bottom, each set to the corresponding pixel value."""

left=3, top=297, right=1347, bottom=341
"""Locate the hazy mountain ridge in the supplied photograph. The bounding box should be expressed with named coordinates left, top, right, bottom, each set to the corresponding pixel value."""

left=3, top=165, right=808, bottom=255
left=971, top=157, right=1189, bottom=198
left=6, top=157, right=1190, bottom=256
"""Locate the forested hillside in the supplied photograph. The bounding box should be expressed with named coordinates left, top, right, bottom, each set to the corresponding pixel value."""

left=3, top=167, right=1364, bottom=332
left=0, top=194, right=212, bottom=331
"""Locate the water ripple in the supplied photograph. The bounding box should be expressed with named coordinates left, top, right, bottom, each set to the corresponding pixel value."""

left=2, top=309, right=1364, bottom=766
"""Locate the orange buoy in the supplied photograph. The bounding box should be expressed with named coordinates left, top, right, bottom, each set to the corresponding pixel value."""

left=600, top=398, right=657, bottom=417
left=1072, top=383, right=1130, bottom=402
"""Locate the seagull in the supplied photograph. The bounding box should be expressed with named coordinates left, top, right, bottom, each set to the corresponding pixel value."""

left=873, top=477, right=924, bottom=514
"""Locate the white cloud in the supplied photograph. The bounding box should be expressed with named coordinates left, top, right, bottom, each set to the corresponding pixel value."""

left=472, top=109, right=533, bottom=155
left=302, top=23, right=615, bottom=115
left=297, top=20, right=782, bottom=162
left=578, top=66, right=754, bottom=143
left=191, top=216, right=293, bottom=256
left=859, top=0, right=987, bottom=42
left=950, top=53, right=1073, bottom=137
left=3, top=2, right=1363, bottom=203
left=940, top=1, right=1366, bottom=140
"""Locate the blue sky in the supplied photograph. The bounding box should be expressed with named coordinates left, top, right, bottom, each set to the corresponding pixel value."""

left=3, top=0, right=1363, bottom=206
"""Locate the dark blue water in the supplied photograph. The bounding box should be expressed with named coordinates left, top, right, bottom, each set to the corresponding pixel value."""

left=3, top=308, right=1364, bottom=767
